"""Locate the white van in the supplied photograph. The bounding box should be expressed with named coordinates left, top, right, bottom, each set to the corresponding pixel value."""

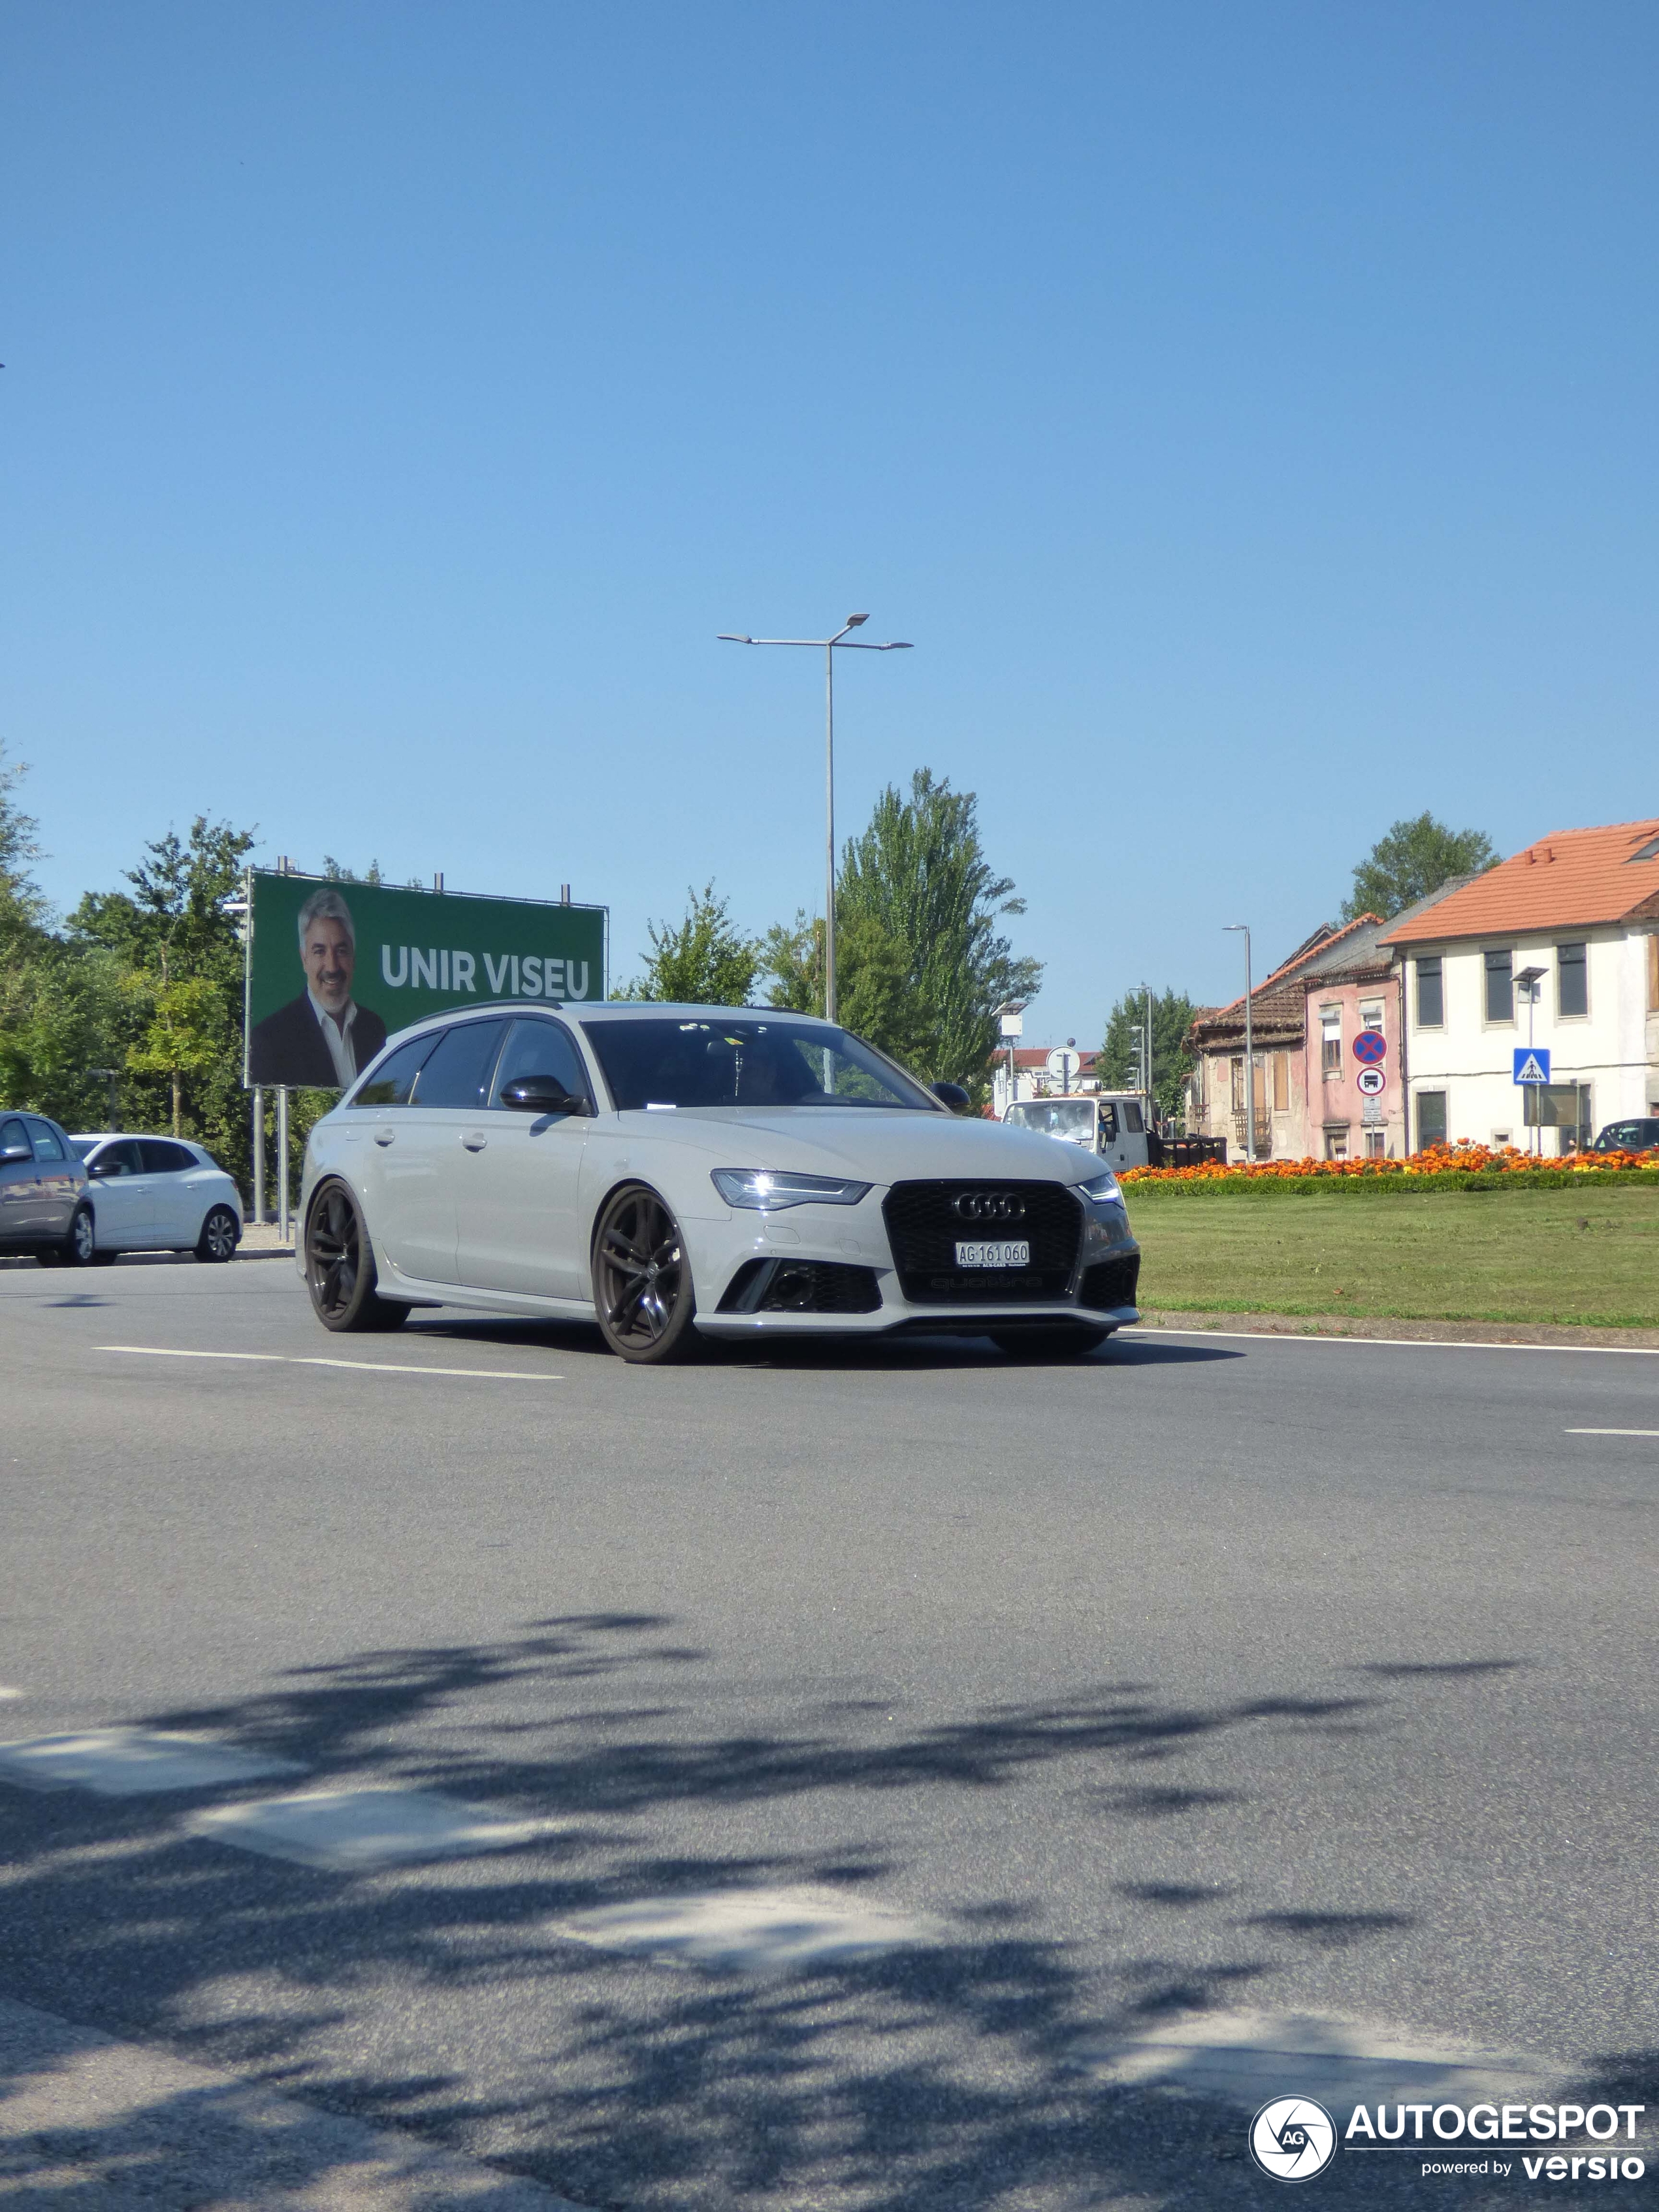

left=1002, top=1093, right=1152, bottom=1174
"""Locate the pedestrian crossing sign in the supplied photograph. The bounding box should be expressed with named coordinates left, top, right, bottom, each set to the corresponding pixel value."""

left=1513, top=1049, right=1551, bottom=1085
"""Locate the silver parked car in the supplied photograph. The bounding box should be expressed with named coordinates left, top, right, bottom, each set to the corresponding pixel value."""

left=298, top=1002, right=1141, bottom=1362
left=69, top=1135, right=244, bottom=1263
left=0, top=1112, right=93, bottom=1266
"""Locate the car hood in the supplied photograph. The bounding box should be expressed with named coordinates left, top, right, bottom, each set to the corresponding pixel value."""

left=613, top=1107, right=1103, bottom=1188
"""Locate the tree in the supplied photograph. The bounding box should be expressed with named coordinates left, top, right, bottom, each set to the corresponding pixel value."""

left=1097, top=989, right=1198, bottom=1121
left=837, top=769, right=1041, bottom=1097
left=1343, top=814, right=1498, bottom=922
left=69, top=816, right=255, bottom=1161
left=624, top=882, right=763, bottom=1004
left=762, top=906, right=929, bottom=1068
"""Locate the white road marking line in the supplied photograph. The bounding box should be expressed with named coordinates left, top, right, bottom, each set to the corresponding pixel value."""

left=1075, top=2006, right=1563, bottom=2112
left=1125, top=1327, right=1659, bottom=1356
left=550, top=1886, right=944, bottom=1974
left=1564, top=1427, right=1659, bottom=1437
left=97, top=1345, right=561, bottom=1380
left=0, top=1687, right=24, bottom=1701
left=0, top=1729, right=307, bottom=1797
left=189, top=1786, right=561, bottom=1870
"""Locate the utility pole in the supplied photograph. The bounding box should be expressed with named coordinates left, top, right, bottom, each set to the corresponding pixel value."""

left=1225, top=925, right=1255, bottom=1162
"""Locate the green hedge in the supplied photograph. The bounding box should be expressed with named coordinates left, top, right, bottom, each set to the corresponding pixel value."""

left=1122, top=1168, right=1659, bottom=1198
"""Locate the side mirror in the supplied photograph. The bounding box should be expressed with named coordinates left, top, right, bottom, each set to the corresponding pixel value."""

left=0, top=1140, right=31, bottom=1164
left=87, top=1156, right=117, bottom=1176
left=500, top=1074, right=585, bottom=1115
left=930, top=1082, right=970, bottom=1113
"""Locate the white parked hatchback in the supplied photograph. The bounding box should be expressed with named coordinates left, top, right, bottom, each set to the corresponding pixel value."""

left=70, top=1136, right=244, bottom=1263
left=298, top=1003, right=1140, bottom=1362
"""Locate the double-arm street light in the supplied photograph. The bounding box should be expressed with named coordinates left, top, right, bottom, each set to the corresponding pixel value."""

left=718, top=615, right=912, bottom=1024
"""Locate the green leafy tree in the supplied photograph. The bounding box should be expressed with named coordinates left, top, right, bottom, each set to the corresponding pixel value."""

left=762, top=906, right=929, bottom=1068
left=1342, top=813, right=1499, bottom=922
left=1097, top=988, right=1198, bottom=1121
left=69, top=817, right=256, bottom=1164
left=624, top=882, right=763, bottom=1004
left=837, top=769, right=1041, bottom=1099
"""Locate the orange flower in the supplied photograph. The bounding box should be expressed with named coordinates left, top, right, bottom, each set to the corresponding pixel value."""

left=1119, top=1140, right=1659, bottom=1186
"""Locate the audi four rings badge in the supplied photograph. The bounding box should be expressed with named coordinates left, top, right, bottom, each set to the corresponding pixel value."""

left=950, top=1192, right=1027, bottom=1221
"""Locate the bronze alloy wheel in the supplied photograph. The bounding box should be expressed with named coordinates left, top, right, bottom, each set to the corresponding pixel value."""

left=592, top=1183, right=701, bottom=1362
left=304, top=1181, right=408, bottom=1332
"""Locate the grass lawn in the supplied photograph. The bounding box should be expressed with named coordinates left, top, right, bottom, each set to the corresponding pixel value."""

left=1125, top=1185, right=1659, bottom=1326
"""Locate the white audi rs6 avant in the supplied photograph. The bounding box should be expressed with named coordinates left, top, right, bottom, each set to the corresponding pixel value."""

left=297, top=1003, right=1141, bottom=1362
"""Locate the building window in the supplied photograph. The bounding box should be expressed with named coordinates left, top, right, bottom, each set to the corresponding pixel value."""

left=1321, top=1009, right=1342, bottom=1075
left=1415, top=1090, right=1447, bottom=1149
left=1484, top=948, right=1513, bottom=1024
left=1230, top=1057, right=1244, bottom=1112
left=1557, top=942, right=1588, bottom=1019
left=1415, top=957, right=1443, bottom=1027
left=1272, top=1051, right=1289, bottom=1111
left=1364, top=1128, right=1387, bottom=1158
left=1359, top=1001, right=1383, bottom=1032
left=1323, top=1123, right=1349, bottom=1161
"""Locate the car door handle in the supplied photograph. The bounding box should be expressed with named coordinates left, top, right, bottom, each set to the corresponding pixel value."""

left=373, top=1127, right=396, bottom=1147
left=460, top=1132, right=487, bottom=1152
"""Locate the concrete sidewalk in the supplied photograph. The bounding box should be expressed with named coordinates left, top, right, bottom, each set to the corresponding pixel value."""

left=0, top=1996, right=583, bottom=2209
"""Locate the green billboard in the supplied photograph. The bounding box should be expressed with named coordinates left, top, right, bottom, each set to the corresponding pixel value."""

left=244, top=871, right=607, bottom=1089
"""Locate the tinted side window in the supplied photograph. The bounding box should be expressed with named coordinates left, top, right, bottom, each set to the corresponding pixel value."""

left=491, top=1018, right=588, bottom=1107
left=27, top=1119, right=66, bottom=1161
left=1121, top=1102, right=1144, bottom=1132
left=1, top=1117, right=31, bottom=1155
left=1098, top=1104, right=1118, bottom=1141
left=140, top=1140, right=196, bottom=1174
left=354, top=1032, right=442, bottom=1108
left=411, top=1019, right=509, bottom=1109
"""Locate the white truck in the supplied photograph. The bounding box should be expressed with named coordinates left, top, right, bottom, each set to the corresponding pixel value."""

left=1001, top=1094, right=1227, bottom=1172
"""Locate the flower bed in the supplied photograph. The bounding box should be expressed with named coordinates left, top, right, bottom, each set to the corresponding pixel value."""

left=1120, top=1141, right=1659, bottom=1194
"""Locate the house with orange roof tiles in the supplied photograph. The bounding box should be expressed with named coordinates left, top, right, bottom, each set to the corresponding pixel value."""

left=1380, top=817, right=1659, bottom=1153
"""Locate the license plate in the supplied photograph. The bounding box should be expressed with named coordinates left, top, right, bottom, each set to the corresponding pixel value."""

left=955, top=1239, right=1031, bottom=1269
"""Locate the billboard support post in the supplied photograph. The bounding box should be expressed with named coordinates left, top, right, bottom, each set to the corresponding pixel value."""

left=252, top=1087, right=265, bottom=1225
left=277, top=1088, right=290, bottom=1245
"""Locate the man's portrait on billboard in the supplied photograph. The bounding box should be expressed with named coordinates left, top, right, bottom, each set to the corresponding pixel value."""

left=247, top=887, right=388, bottom=1087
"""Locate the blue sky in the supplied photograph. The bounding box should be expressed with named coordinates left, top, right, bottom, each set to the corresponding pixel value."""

left=3, top=1, right=1655, bottom=1046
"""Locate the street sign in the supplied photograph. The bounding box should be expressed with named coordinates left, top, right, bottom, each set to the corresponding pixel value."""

left=1352, top=1030, right=1387, bottom=1065
left=1356, top=1066, right=1386, bottom=1097
left=1513, top=1048, right=1551, bottom=1085
left=1362, top=1097, right=1385, bottom=1125
left=1046, top=1048, right=1083, bottom=1083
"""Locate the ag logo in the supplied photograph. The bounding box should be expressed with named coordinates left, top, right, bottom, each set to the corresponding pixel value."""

left=1248, top=2097, right=1337, bottom=2182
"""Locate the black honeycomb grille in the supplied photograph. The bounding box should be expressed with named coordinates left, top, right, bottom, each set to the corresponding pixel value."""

left=882, top=1179, right=1082, bottom=1304
left=1080, top=1255, right=1140, bottom=1311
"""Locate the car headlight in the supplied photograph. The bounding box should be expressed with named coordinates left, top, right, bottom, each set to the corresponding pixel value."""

left=1077, top=1170, right=1124, bottom=1206
left=711, top=1168, right=873, bottom=1211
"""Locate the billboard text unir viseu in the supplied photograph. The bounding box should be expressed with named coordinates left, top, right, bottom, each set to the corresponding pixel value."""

left=244, top=871, right=608, bottom=1090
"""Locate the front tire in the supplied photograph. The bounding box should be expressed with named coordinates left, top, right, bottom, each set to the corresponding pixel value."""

left=304, top=1181, right=410, bottom=1332
left=195, top=1205, right=240, bottom=1264
left=592, top=1182, right=702, bottom=1364
left=38, top=1207, right=97, bottom=1269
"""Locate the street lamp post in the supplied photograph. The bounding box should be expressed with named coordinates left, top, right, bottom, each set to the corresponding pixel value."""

left=1515, top=965, right=1547, bottom=1155
left=718, top=615, right=912, bottom=1024
left=1224, top=925, right=1255, bottom=1162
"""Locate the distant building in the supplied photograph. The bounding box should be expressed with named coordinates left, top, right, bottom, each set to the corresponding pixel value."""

left=1184, top=886, right=1475, bottom=1161
left=1381, top=817, right=1659, bottom=1152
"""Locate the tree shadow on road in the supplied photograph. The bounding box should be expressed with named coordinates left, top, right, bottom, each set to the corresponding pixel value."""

left=0, top=1620, right=1609, bottom=2211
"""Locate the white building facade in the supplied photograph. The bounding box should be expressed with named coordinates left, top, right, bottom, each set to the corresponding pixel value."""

left=1383, top=819, right=1659, bottom=1153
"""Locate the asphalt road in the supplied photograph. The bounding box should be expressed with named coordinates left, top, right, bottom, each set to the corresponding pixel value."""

left=1, top=1255, right=1656, bottom=2209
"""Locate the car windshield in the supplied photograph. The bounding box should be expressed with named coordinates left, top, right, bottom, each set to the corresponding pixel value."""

left=1007, top=1099, right=1096, bottom=1141
left=581, top=1016, right=939, bottom=1112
